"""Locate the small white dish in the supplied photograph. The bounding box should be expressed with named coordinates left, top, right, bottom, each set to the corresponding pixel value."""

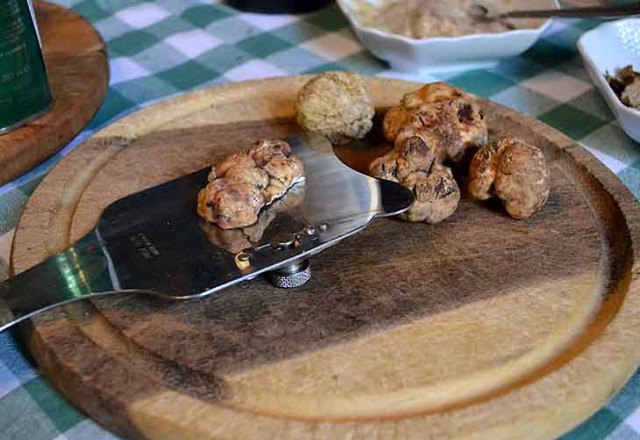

left=335, top=0, right=557, bottom=72
left=577, top=18, right=640, bottom=143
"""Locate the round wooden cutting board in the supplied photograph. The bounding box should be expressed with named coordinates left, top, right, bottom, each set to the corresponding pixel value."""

left=0, top=1, right=108, bottom=185
left=10, top=77, right=640, bottom=439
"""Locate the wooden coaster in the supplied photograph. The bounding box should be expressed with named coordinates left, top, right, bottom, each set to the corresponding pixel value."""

left=0, top=1, right=108, bottom=186
left=10, top=77, right=640, bottom=439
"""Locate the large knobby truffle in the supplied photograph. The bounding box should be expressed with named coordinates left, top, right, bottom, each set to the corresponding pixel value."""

left=382, top=82, right=487, bottom=163
left=296, top=71, right=375, bottom=144
left=370, top=82, right=485, bottom=224
left=468, top=136, right=550, bottom=219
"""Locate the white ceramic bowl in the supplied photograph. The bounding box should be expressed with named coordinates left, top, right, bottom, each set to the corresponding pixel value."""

left=336, top=0, right=557, bottom=72
left=577, top=18, right=640, bottom=143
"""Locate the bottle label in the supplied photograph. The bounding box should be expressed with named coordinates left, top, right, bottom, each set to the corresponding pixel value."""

left=0, top=0, right=52, bottom=134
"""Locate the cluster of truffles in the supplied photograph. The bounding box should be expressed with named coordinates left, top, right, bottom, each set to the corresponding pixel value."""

left=197, top=140, right=304, bottom=229
left=295, top=73, right=550, bottom=223
left=370, top=82, right=489, bottom=223
left=198, top=73, right=551, bottom=233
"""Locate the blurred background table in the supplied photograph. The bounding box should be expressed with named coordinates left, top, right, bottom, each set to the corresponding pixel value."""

left=1, top=0, right=640, bottom=438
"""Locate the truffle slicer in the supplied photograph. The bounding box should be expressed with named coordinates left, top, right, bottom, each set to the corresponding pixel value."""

left=0, top=133, right=413, bottom=332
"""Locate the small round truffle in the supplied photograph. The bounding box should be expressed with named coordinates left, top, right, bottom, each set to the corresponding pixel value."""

left=468, top=136, right=550, bottom=219
left=296, top=71, right=375, bottom=144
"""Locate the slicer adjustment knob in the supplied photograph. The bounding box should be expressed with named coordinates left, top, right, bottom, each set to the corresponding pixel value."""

left=268, top=259, right=311, bottom=289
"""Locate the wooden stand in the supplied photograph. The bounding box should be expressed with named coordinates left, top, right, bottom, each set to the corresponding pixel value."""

left=0, top=1, right=108, bottom=185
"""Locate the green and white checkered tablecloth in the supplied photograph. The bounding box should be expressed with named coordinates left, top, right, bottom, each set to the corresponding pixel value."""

left=1, top=0, right=640, bottom=438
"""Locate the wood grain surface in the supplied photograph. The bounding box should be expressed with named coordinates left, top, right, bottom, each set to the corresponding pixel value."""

left=0, top=1, right=108, bottom=185
left=9, top=77, right=640, bottom=439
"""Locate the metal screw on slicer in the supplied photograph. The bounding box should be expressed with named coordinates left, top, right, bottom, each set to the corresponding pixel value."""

left=0, top=0, right=52, bottom=134
left=268, top=259, right=312, bottom=289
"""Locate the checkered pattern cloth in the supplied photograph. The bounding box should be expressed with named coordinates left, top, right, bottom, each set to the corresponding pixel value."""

left=0, top=0, right=639, bottom=438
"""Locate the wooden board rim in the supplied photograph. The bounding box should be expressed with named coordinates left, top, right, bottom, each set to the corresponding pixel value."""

left=0, top=1, right=108, bottom=185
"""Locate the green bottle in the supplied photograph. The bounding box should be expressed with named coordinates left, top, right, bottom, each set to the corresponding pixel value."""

left=0, top=0, right=52, bottom=134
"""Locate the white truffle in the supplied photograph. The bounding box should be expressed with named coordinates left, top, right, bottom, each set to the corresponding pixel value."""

left=296, top=71, right=375, bottom=144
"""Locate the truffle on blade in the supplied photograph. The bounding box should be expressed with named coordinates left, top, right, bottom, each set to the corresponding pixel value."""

left=198, top=139, right=305, bottom=229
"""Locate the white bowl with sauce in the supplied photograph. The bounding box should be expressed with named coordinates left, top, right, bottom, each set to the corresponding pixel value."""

left=336, top=0, right=558, bottom=72
left=577, top=18, right=640, bottom=143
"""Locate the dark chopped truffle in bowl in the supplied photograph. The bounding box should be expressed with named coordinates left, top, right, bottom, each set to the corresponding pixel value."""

left=605, top=65, right=640, bottom=110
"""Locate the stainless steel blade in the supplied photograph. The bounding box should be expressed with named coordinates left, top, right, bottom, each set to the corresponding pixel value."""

left=0, top=132, right=413, bottom=332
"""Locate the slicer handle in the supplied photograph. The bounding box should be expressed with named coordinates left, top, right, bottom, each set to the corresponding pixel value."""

left=0, top=231, right=117, bottom=332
